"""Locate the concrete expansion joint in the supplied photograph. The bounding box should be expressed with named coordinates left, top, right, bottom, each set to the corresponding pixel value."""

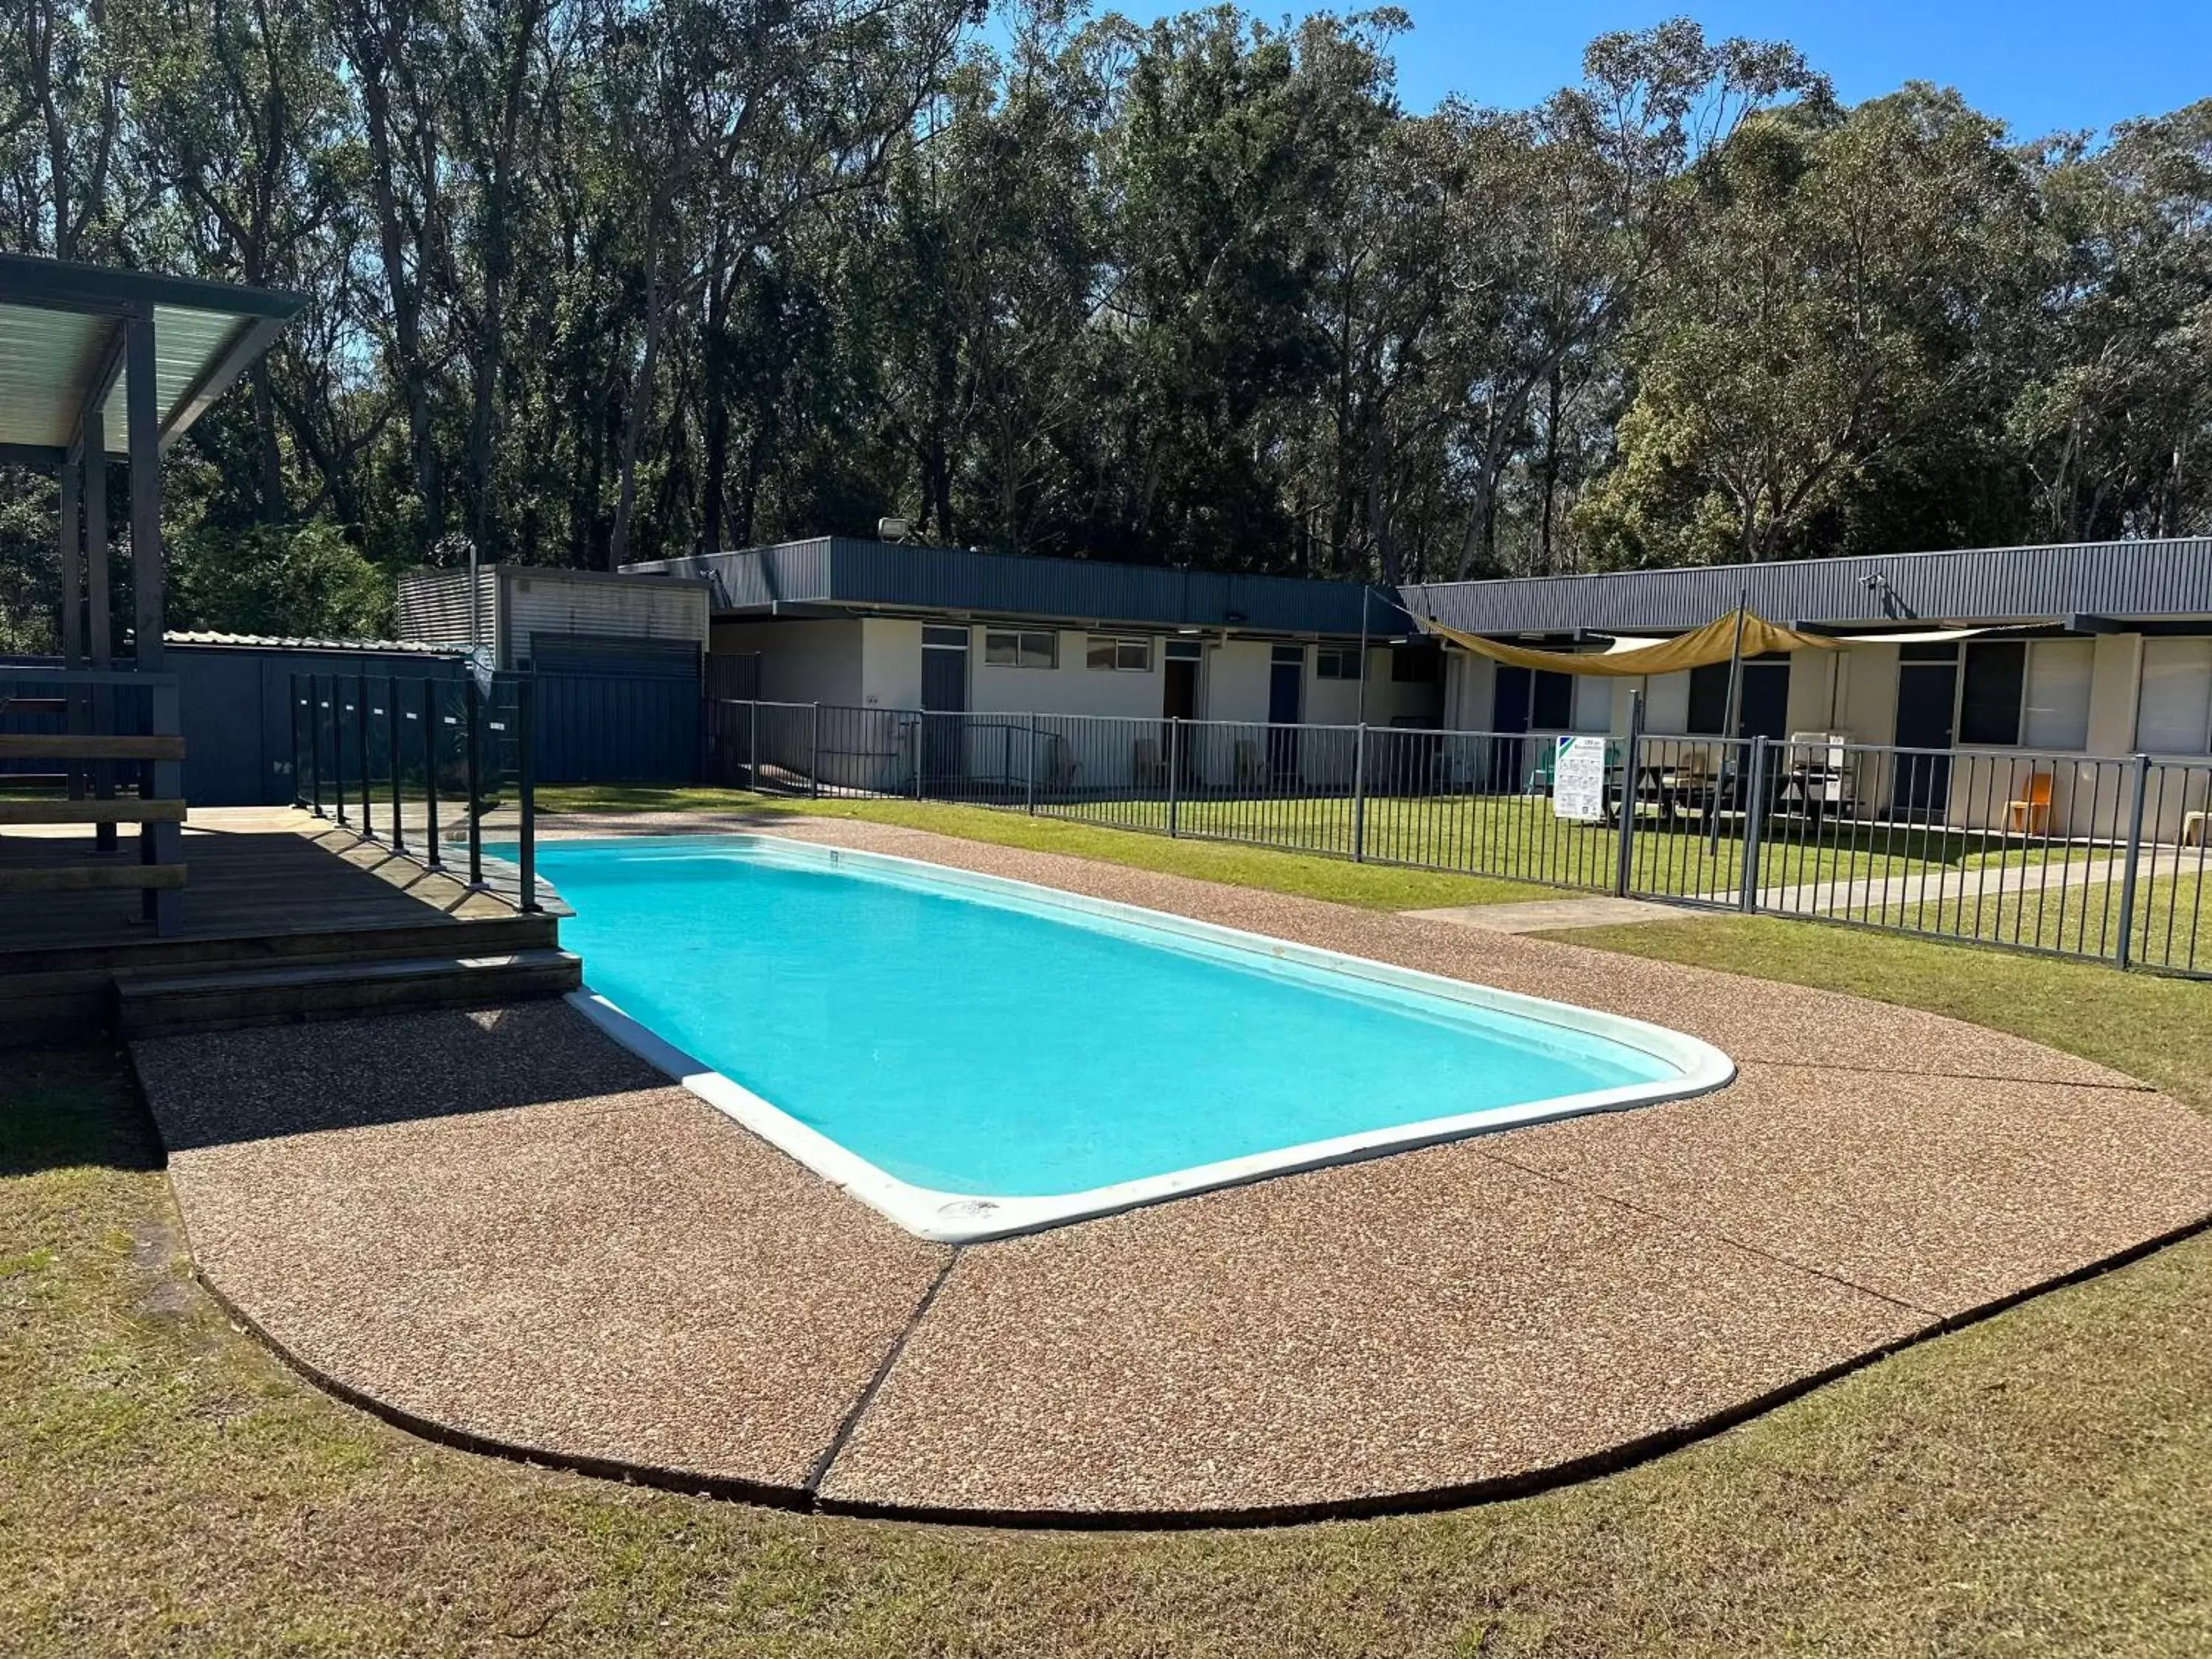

left=1470, top=1142, right=1939, bottom=1321
left=1747, top=1057, right=2160, bottom=1092
left=804, top=1245, right=963, bottom=1498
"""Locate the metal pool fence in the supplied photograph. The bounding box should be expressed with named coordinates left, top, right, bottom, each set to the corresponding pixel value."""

left=287, top=669, right=541, bottom=909
left=706, top=695, right=2211, bottom=980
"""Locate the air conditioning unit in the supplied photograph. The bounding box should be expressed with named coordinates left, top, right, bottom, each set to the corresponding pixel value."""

left=877, top=515, right=911, bottom=543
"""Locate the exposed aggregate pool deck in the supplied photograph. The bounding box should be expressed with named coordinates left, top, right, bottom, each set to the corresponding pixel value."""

left=131, top=817, right=2212, bottom=1526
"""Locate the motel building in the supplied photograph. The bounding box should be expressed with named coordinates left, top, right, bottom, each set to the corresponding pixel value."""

left=619, top=537, right=1445, bottom=792
left=1399, top=536, right=2212, bottom=843
left=428, top=532, right=2212, bottom=841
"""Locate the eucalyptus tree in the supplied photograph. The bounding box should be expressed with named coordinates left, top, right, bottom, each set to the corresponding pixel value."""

left=1578, top=84, right=2040, bottom=565
left=2015, top=100, right=2212, bottom=541
left=1438, top=19, right=1825, bottom=577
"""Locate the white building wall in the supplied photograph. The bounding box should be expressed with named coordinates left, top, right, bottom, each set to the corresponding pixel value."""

left=1450, top=652, right=1496, bottom=732
left=968, top=628, right=1167, bottom=718
left=1206, top=640, right=1275, bottom=724
left=861, top=617, right=925, bottom=709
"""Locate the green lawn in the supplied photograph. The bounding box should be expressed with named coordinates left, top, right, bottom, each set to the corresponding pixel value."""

left=1837, top=868, right=2211, bottom=975
left=540, top=782, right=2034, bottom=904
left=10, top=806, right=2212, bottom=1655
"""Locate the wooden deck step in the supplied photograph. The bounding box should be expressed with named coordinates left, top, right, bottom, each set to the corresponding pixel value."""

left=0, top=733, right=185, bottom=761
left=0, top=862, right=186, bottom=894
left=0, top=797, right=187, bottom=826
left=117, top=948, right=582, bottom=1038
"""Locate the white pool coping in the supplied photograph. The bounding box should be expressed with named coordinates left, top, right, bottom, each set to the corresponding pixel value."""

left=560, top=833, right=1736, bottom=1244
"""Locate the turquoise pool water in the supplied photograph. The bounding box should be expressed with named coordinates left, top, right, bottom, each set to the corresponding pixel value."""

left=534, top=836, right=1683, bottom=1202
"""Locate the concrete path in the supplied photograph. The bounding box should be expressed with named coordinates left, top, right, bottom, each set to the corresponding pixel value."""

left=133, top=821, right=2212, bottom=1526
left=1401, top=895, right=1704, bottom=932
left=1714, top=846, right=2195, bottom=917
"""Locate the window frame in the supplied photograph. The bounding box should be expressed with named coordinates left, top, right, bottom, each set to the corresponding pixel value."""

left=1314, top=647, right=1360, bottom=681
left=984, top=628, right=1058, bottom=669
left=1085, top=634, right=1152, bottom=672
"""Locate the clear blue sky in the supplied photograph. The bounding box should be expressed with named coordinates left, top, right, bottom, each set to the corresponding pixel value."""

left=1081, top=1, right=2211, bottom=139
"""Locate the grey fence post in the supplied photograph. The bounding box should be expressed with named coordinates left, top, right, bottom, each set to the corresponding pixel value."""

left=810, top=702, right=821, bottom=798
left=143, top=679, right=183, bottom=933
left=1167, top=718, right=1182, bottom=836
left=387, top=673, right=407, bottom=855
left=422, top=677, right=442, bottom=869
left=464, top=673, right=483, bottom=888
left=2116, top=752, right=2150, bottom=970
left=1352, top=723, right=1368, bottom=862
left=1026, top=713, right=1037, bottom=814
left=1739, top=734, right=1768, bottom=913
left=308, top=675, right=324, bottom=817
left=333, top=676, right=348, bottom=827
left=356, top=672, right=373, bottom=841
left=517, top=676, right=539, bottom=913
left=913, top=716, right=925, bottom=800
left=1615, top=690, right=1644, bottom=897
left=748, top=698, right=760, bottom=791
left=288, top=674, right=305, bottom=809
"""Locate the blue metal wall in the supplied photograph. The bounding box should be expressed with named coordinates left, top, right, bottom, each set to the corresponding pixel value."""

left=529, top=637, right=701, bottom=785
left=170, top=644, right=467, bottom=807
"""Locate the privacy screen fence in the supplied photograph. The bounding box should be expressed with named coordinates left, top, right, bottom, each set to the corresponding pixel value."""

left=707, top=695, right=2212, bottom=981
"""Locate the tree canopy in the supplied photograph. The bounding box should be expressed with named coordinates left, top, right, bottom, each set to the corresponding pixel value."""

left=2, top=2, right=2207, bottom=642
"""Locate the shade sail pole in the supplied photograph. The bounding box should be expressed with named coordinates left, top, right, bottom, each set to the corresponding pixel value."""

left=1711, top=589, right=1748, bottom=856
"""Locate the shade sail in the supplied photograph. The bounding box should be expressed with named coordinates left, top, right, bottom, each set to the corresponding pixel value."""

left=1419, top=609, right=1839, bottom=676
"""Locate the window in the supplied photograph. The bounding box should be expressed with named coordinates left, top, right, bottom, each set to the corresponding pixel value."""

left=1085, top=635, right=1151, bottom=672
left=1686, top=661, right=1731, bottom=734
left=1164, top=639, right=1203, bottom=661
left=1959, top=641, right=2026, bottom=745
left=1683, top=655, right=1789, bottom=737
left=2023, top=639, right=2093, bottom=751
left=922, top=625, right=969, bottom=649
left=1315, top=647, right=1360, bottom=680
left=2138, top=638, right=2212, bottom=754
left=1531, top=669, right=1573, bottom=730
left=1391, top=644, right=1441, bottom=684
left=984, top=629, right=1057, bottom=669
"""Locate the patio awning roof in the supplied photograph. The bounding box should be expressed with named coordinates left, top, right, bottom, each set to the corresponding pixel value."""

left=0, top=254, right=305, bottom=464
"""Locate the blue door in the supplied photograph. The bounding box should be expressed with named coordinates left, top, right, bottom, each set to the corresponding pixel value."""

left=1267, top=644, right=1303, bottom=779
left=919, top=626, right=969, bottom=789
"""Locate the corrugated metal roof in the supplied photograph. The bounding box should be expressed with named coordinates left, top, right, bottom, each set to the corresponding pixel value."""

left=625, top=538, right=1388, bottom=636
left=166, top=630, right=457, bottom=655
left=1399, top=538, right=2212, bottom=633
left=0, top=254, right=304, bottom=457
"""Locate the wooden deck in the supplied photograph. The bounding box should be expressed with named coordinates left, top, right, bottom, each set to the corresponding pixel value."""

left=1, top=807, right=571, bottom=1043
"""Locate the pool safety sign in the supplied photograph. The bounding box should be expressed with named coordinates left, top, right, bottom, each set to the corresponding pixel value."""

left=1552, top=736, right=1607, bottom=821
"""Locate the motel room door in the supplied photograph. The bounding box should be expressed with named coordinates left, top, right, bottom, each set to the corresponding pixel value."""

left=919, top=625, right=969, bottom=787
left=1267, top=644, right=1304, bottom=780
left=1489, top=664, right=1532, bottom=793
left=1891, top=644, right=1958, bottom=819
left=1163, top=640, right=1202, bottom=782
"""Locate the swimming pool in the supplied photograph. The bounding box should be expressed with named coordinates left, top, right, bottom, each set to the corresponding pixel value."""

left=536, top=835, right=1733, bottom=1241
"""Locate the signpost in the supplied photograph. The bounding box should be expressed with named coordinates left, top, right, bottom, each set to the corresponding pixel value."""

left=1552, top=734, right=1607, bottom=821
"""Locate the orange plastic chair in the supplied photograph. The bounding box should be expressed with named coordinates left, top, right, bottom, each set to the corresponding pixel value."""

left=2008, top=771, right=2053, bottom=836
